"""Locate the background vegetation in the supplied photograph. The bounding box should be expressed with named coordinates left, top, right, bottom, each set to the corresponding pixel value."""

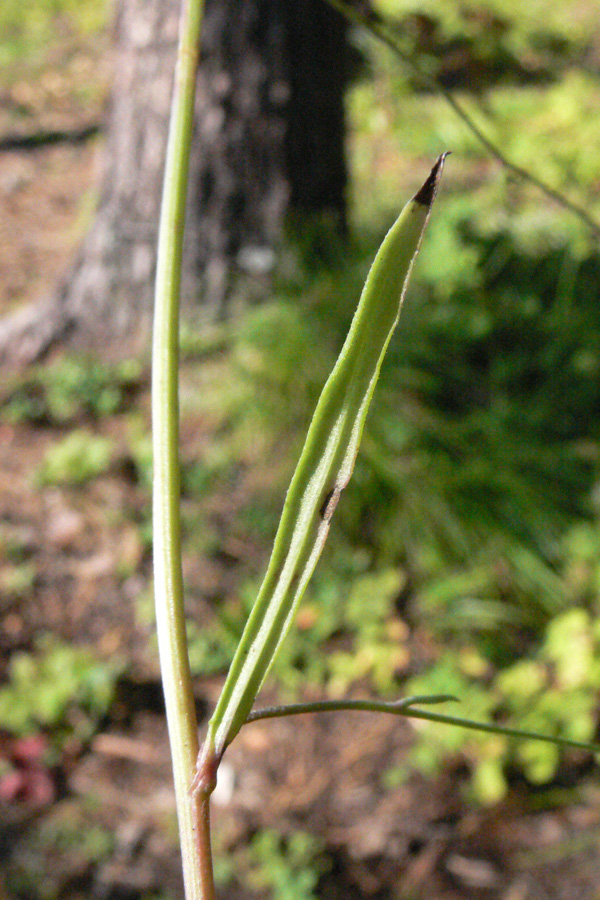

left=1, top=0, right=600, bottom=897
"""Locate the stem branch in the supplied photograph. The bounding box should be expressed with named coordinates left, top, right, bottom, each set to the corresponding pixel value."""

left=245, top=697, right=600, bottom=755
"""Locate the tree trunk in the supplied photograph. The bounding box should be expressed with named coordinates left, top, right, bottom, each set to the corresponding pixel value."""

left=285, top=0, right=348, bottom=225
left=0, top=0, right=349, bottom=366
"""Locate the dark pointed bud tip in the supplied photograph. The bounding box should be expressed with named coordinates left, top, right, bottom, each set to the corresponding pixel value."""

left=413, top=152, right=450, bottom=207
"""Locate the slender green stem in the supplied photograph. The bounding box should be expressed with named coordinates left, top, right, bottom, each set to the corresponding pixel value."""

left=152, top=1, right=209, bottom=898
left=325, top=0, right=600, bottom=238
left=245, top=695, right=458, bottom=724
left=245, top=698, right=600, bottom=755
left=196, top=796, right=215, bottom=896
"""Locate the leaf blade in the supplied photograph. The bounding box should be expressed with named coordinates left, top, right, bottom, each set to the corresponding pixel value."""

left=206, top=155, right=448, bottom=758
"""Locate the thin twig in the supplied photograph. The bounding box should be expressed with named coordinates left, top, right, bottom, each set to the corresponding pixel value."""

left=325, top=0, right=600, bottom=238
left=245, top=697, right=600, bottom=755
left=245, top=694, right=457, bottom=723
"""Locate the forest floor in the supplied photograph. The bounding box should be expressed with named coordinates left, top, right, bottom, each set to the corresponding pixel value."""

left=1, top=21, right=600, bottom=900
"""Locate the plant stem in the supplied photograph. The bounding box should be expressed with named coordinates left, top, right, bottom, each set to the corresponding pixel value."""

left=245, top=698, right=600, bottom=755
left=196, top=795, right=216, bottom=896
left=152, top=1, right=209, bottom=898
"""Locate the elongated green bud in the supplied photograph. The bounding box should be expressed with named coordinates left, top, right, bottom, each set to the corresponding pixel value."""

left=203, top=154, right=448, bottom=764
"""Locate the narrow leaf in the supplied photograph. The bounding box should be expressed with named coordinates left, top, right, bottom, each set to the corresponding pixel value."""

left=205, top=156, right=448, bottom=761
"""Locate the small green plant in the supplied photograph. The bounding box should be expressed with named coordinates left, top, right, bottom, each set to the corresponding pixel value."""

left=5, top=799, right=115, bottom=900
left=34, top=430, right=113, bottom=486
left=398, top=604, right=600, bottom=804
left=214, top=828, right=327, bottom=899
left=2, top=356, right=142, bottom=425
left=0, top=636, right=120, bottom=746
left=0, top=561, right=36, bottom=600
left=244, top=829, right=328, bottom=900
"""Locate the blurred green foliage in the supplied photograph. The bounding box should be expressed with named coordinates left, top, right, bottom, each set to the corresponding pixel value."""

left=374, top=0, right=598, bottom=89
left=188, top=558, right=409, bottom=694
left=0, top=636, right=121, bottom=747
left=351, top=1, right=600, bottom=235
left=0, top=562, right=36, bottom=600
left=34, top=430, right=114, bottom=486
left=0, top=0, right=110, bottom=67
left=403, top=605, right=600, bottom=802
left=2, top=357, right=142, bottom=426
left=216, top=828, right=328, bottom=900
left=6, top=799, right=116, bottom=900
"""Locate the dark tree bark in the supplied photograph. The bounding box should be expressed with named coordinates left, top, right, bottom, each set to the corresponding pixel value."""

left=284, top=0, right=348, bottom=223
left=0, top=0, right=349, bottom=366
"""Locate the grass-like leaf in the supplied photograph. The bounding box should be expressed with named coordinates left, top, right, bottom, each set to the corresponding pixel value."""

left=199, top=156, right=448, bottom=771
